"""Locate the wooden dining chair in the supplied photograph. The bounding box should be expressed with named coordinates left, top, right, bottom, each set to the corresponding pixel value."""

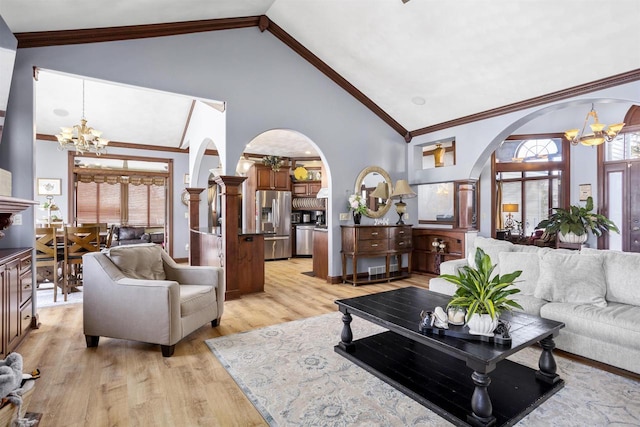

left=62, top=226, right=101, bottom=301
left=35, top=226, right=61, bottom=302
left=79, top=222, right=110, bottom=249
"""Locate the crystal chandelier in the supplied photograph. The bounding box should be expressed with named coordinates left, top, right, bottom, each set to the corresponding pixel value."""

left=56, top=80, right=109, bottom=156
left=564, top=104, right=625, bottom=147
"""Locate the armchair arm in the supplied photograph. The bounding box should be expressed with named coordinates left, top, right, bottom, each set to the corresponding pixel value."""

left=439, top=258, right=469, bottom=275
left=82, top=253, right=182, bottom=346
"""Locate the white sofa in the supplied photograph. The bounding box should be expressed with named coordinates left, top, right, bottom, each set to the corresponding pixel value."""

left=429, top=236, right=640, bottom=375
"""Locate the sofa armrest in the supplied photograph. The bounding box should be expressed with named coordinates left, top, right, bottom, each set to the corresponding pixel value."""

left=429, top=277, right=457, bottom=296
left=439, top=258, right=469, bottom=275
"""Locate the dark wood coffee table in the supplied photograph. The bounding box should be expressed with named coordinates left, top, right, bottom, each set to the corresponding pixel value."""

left=334, top=287, right=565, bottom=427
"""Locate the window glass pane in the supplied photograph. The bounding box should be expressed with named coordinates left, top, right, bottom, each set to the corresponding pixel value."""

left=496, top=138, right=561, bottom=163
left=605, top=131, right=640, bottom=161
left=498, top=172, right=522, bottom=180
left=608, top=171, right=623, bottom=251
left=524, top=180, right=549, bottom=236
left=128, top=184, right=149, bottom=226
left=149, top=185, right=166, bottom=226
left=524, top=171, right=549, bottom=178
left=76, top=181, right=98, bottom=224
left=500, top=182, right=521, bottom=229
left=99, top=183, right=121, bottom=224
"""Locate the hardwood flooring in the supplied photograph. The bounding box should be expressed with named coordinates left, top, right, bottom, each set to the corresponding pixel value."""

left=20, top=258, right=432, bottom=427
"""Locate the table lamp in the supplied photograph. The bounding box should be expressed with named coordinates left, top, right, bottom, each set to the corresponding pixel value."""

left=390, top=180, right=416, bottom=225
left=502, top=203, right=519, bottom=229
left=370, top=182, right=389, bottom=205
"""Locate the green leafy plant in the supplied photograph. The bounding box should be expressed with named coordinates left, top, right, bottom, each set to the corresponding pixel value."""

left=536, top=196, right=619, bottom=237
left=442, top=248, right=523, bottom=321
left=262, top=155, right=283, bottom=171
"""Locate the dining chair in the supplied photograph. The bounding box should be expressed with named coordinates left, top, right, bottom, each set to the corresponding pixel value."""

left=35, top=226, right=61, bottom=302
left=62, top=226, right=101, bottom=301
left=79, top=222, right=110, bottom=249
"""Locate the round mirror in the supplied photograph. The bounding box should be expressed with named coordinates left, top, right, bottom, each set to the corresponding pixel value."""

left=354, top=166, right=392, bottom=218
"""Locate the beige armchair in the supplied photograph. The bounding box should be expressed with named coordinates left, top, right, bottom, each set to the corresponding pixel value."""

left=82, top=243, right=224, bottom=357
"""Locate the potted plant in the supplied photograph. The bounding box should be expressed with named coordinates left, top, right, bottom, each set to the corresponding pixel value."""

left=441, top=248, right=523, bottom=336
left=536, top=196, right=619, bottom=244
left=347, top=194, right=367, bottom=224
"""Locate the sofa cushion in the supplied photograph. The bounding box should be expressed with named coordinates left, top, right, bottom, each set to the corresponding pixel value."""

left=534, top=251, right=607, bottom=307
left=469, top=237, right=514, bottom=273
left=179, top=285, right=217, bottom=317
left=581, top=248, right=640, bottom=306
left=540, top=301, right=640, bottom=351
left=107, top=244, right=166, bottom=280
left=498, top=251, right=539, bottom=295
left=511, top=294, right=547, bottom=316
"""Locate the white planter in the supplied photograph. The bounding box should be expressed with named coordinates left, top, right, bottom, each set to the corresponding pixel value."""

left=558, top=231, right=588, bottom=244
left=466, top=313, right=499, bottom=337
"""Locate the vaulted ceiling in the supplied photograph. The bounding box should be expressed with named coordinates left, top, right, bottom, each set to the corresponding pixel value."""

left=1, top=0, right=639, bottom=156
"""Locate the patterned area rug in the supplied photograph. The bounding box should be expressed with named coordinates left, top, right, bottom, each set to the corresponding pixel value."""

left=206, top=313, right=640, bottom=427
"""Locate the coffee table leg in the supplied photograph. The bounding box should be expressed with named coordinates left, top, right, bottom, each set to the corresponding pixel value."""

left=467, top=371, right=496, bottom=427
left=536, top=335, right=561, bottom=384
left=338, top=312, right=355, bottom=353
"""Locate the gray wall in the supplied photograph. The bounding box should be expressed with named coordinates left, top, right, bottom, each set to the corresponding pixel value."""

left=0, top=25, right=404, bottom=277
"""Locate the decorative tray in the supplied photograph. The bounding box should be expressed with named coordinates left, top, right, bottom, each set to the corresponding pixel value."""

left=418, top=321, right=512, bottom=346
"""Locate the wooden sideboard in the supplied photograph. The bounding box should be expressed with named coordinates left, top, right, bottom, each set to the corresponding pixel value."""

left=412, top=228, right=477, bottom=275
left=341, top=225, right=412, bottom=285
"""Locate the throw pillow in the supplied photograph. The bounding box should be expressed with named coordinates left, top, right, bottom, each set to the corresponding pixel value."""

left=498, top=252, right=540, bottom=295
left=534, top=251, right=607, bottom=307
left=107, top=244, right=166, bottom=280
left=469, top=237, right=514, bottom=274
left=582, top=248, right=640, bottom=306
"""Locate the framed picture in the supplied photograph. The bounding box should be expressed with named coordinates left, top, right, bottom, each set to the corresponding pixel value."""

left=37, top=178, right=62, bottom=196
left=579, top=184, right=592, bottom=201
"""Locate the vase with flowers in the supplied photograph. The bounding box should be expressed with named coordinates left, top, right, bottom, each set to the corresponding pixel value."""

left=348, top=194, right=367, bottom=224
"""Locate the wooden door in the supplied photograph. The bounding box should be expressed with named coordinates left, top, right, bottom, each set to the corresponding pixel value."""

left=603, top=160, right=640, bottom=252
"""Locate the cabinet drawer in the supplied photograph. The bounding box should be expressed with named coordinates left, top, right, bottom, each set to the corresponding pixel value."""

left=19, top=254, right=32, bottom=275
left=357, top=239, right=388, bottom=253
left=393, top=237, right=413, bottom=250
left=390, top=226, right=412, bottom=239
left=20, top=272, right=32, bottom=307
left=20, top=300, right=33, bottom=336
left=358, top=228, right=388, bottom=240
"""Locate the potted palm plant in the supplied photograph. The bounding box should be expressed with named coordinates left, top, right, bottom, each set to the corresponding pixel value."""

left=536, top=196, right=619, bottom=244
left=441, top=248, right=523, bottom=336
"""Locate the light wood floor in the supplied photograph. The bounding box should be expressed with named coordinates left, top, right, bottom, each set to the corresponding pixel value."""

left=20, top=258, right=432, bottom=427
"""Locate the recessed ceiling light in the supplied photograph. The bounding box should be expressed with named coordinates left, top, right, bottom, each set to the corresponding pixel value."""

left=411, top=97, right=426, bottom=106
left=53, top=108, right=69, bottom=117
left=305, top=150, right=311, bottom=154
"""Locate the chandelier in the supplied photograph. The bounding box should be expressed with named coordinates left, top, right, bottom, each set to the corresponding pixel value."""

left=564, top=104, right=625, bottom=147
left=56, top=80, right=109, bottom=156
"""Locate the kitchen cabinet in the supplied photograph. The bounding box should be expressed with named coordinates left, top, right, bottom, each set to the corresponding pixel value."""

left=341, top=225, right=412, bottom=285
left=0, top=248, right=34, bottom=358
left=292, top=181, right=322, bottom=197
left=411, top=228, right=477, bottom=275
left=312, top=228, right=328, bottom=281
left=253, top=164, right=290, bottom=191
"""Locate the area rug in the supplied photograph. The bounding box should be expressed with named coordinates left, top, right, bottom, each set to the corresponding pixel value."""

left=35, top=283, right=83, bottom=308
left=206, top=313, right=640, bottom=427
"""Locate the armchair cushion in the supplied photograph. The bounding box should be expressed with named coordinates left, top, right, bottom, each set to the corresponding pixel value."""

left=180, top=285, right=217, bottom=317
left=107, top=244, right=166, bottom=280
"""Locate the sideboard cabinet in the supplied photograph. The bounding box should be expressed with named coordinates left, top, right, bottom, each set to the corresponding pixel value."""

left=0, top=248, right=33, bottom=358
left=341, top=225, right=412, bottom=285
left=412, top=228, right=477, bottom=275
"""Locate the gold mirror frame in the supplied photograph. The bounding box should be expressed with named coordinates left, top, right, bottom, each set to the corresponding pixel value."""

left=354, top=166, right=392, bottom=218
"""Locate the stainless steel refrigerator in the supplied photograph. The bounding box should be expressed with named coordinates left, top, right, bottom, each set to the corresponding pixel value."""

left=255, top=190, right=292, bottom=260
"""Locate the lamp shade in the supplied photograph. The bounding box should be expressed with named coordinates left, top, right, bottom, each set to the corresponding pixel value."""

left=370, top=182, right=389, bottom=199
left=391, top=180, right=416, bottom=199
left=502, top=203, right=519, bottom=213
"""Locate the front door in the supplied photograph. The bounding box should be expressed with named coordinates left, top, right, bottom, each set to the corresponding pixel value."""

left=603, top=160, right=640, bottom=252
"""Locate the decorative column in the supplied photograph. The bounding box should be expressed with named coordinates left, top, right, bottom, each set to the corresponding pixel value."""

left=214, top=175, right=247, bottom=300
left=186, top=188, right=205, bottom=265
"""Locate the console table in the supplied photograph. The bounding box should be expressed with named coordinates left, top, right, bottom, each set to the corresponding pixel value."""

left=341, top=225, right=412, bottom=285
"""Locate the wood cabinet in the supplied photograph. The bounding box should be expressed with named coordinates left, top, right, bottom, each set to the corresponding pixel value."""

left=0, top=248, right=33, bottom=358
left=341, top=225, right=412, bottom=285
left=253, top=164, right=290, bottom=191
left=292, top=181, right=322, bottom=197
left=411, top=228, right=477, bottom=275
left=312, top=228, right=328, bottom=280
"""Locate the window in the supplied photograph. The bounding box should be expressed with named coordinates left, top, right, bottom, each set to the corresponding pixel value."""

left=493, top=136, right=568, bottom=237
left=72, top=154, right=170, bottom=227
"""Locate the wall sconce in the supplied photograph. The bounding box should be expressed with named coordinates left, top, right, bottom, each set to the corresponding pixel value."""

left=390, top=179, right=417, bottom=225
left=236, top=155, right=255, bottom=176
left=434, top=144, right=446, bottom=167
